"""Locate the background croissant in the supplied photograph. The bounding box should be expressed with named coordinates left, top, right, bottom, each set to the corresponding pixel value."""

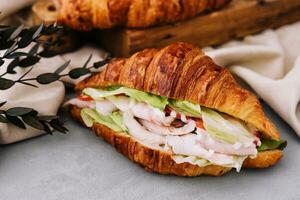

left=57, top=0, right=231, bottom=30
left=71, top=42, right=283, bottom=176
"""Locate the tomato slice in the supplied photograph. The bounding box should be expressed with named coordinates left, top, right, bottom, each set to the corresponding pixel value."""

left=78, top=93, right=94, bottom=101
left=193, top=118, right=204, bottom=129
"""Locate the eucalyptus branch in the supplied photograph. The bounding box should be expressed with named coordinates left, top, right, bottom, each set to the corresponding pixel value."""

left=7, top=57, right=110, bottom=87
left=0, top=102, right=67, bottom=134
left=0, top=24, right=64, bottom=90
left=0, top=23, right=110, bottom=135
left=0, top=24, right=110, bottom=89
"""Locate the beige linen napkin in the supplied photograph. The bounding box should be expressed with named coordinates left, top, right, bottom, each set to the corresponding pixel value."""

left=205, top=21, right=300, bottom=137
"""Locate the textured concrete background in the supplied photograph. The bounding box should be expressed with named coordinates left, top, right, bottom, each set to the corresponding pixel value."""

left=1, top=102, right=299, bottom=200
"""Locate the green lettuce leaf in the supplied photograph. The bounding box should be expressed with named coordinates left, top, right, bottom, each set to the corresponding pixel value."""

left=202, top=107, right=253, bottom=144
left=169, top=99, right=202, bottom=117
left=172, top=155, right=212, bottom=167
left=83, top=87, right=168, bottom=110
left=258, top=139, right=287, bottom=151
left=80, top=108, right=94, bottom=127
left=80, top=108, right=127, bottom=133
left=172, top=155, right=247, bottom=172
left=110, top=111, right=128, bottom=132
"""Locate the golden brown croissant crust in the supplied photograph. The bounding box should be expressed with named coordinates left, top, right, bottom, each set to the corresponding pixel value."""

left=70, top=105, right=283, bottom=176
left=75, top=42, right=280, bottom=140
left=57, top=0, right=231, bottom=30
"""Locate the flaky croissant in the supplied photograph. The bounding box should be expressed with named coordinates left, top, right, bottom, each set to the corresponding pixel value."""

left=70, top=42, right=284, bottom=176
left=56, top=0, right=231, bottom=30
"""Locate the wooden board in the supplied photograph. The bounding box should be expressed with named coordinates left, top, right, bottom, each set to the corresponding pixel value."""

left=94, top=0, right=300, bottom=56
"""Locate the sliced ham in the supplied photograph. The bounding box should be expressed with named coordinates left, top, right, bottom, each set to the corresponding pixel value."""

left=108, top=96, right=174, bottom=126
left=195, top=128, right=257, bottom=156
left=140, top=119, right=196, bottom=136
left=66, top=98, right=95, bottom=109
left=123, top=111, right=165, bottom=148
left=95, top=100, right=118, bottom=116
left=106, top=96, right=130, bottom=111
left=166, top=135, right=235, bottom=166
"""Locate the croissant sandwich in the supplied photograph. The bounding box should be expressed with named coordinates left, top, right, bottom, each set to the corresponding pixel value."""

left=56, top=0, right=231, bottom=30
left=68, top=42, right=286, bottom=176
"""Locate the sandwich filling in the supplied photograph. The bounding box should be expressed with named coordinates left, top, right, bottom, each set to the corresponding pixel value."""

left=68, top=86, right=286, bottom=172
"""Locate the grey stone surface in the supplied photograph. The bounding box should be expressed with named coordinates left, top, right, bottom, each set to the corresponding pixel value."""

left=1, top=102, right=299, bottom=200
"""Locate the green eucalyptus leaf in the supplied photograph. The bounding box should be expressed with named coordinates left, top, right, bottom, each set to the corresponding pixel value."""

left=50, top=119, right=68, bottom=133
left=0, top=102, right=6, bottom=107
left=40, top=121, right=53, bottom=135
left=69, top=68, right=90, bottom=79
left=5, top=115, right=26, bottom=129
left=29, top=110, right=38, bottom=116
left=0, top=39, right=14, bottom=50
left=5, top=52, right=28, bottom=59
left=55, top=60, right=70, bottom=74
left=258, top=139, right=287, bottom=151
left=19, top=56, right=40, bottom=67
left=0, top=59, right=4, bottom=66
left=6, top=107, right=33, bottom=116
left=0, top=27, right=15, bottom=39
left=93, top=60, right=109, bottom=69
left=9, top=24, right=24, bottom=40
left=3, top=41, right=17, bottom=57
left=18, top=29, right=34, bottom=48
left=0, top=114, right=8, bottom=123
left=36, top=73, right=60, bottom=84
left=22, top=114, right=44, bottom=130
left=0, top=78, right=15, bottom=90
left=32, top=24, right=43, bottom=39
left=6, top=58, right=19, bottom=74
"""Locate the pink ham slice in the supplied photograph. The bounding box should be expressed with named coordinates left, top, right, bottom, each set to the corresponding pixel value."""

left=166, top=135, right=236, bottom=166
left=123, top=111, right=165, bottom=148
left=140, top=119, right=196, bottom=136
left=66, top=98, right=95, bottom=109
left=195, top=128, right=257, bottom=156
